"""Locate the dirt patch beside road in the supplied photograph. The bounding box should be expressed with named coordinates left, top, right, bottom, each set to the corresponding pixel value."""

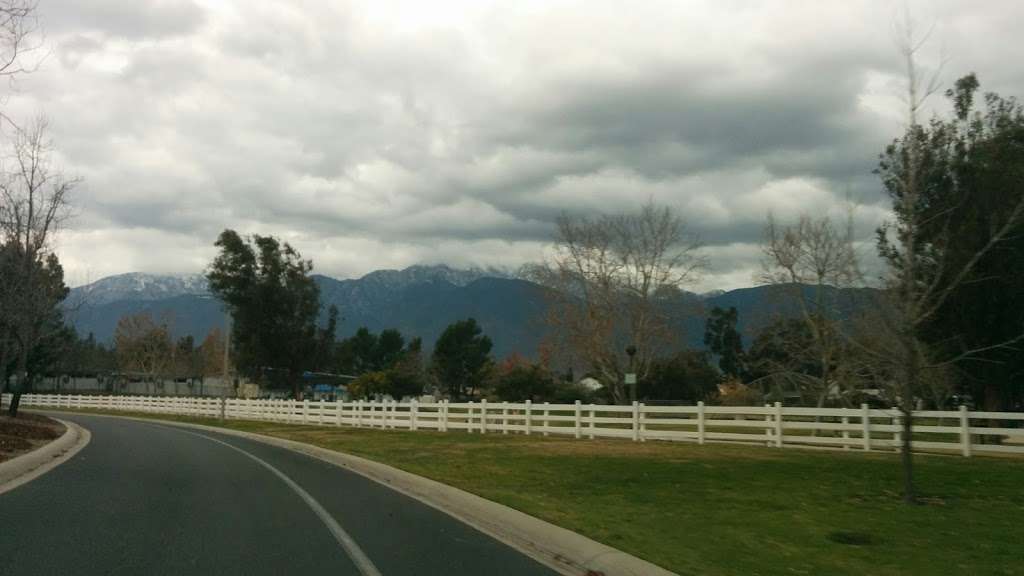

left=0, top=413, right=65, bottom=463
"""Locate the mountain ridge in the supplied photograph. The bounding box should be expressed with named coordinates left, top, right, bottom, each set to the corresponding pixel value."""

left=64, top=265, right=872, bottom=358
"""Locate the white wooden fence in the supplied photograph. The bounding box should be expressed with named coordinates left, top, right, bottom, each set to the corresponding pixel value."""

left=11, top=393, right=1024, bottom=457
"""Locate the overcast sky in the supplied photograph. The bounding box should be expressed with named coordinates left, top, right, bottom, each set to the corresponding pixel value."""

left=6, top=0, right=1024, bottom=290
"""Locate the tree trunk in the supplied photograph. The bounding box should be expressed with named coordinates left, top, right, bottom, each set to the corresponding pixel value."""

left=900, top=345, right=918, bottom=504
left=8, top=389, right=22, bottom=417
left=0, top=345, right=8, bottom=412
left=7, top=350, right=29, bottom=418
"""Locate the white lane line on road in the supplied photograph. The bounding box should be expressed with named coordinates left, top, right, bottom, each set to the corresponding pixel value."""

left=161, top=426, right=384, bottom=576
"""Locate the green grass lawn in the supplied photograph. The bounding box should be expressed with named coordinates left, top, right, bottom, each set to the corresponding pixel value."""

left=47, top=409, right=1023, bottom=576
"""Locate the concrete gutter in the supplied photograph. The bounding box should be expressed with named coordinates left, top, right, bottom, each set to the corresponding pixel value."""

left=59, top=412, right=676, bottom=576
left=0, top=418, right=91, bottom=496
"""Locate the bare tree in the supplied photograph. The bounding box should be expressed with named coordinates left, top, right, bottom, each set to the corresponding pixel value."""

left=0, top=0, right=41, bottom=411
left=0, top=1, right=39, bottom=75
left=866, top=19, right=1024, bottom=503
left=114, top=313, right=173, bottom=384
left=0, top=117, right=75, bottom=415
left=756, top=213, right=862, bottom=408
left=527, top=202, right=705, bottom=404
left=0, top=0, right=43, bottom=126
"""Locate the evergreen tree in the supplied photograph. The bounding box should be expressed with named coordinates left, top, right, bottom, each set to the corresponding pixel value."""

left=432, top=318, right=493, bottom=400
left=207, top=230, right=321, bottom=399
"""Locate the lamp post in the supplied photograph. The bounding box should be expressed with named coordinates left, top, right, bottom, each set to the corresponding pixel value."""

left=625, top=345, right=637, bottom=404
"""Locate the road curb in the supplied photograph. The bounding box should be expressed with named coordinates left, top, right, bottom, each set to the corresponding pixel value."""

left=0, top=418, right=91, bottom=496
left=58, top=412, right=676, bottom=576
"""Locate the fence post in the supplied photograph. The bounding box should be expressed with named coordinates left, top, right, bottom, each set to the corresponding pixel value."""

left=842, top=414, right=850, bottom=451
left=525, top=400, right=532, bottom=436
left=697, top=401, right=705, bottom=445
left=764, top=403, right=772, bottom=446
left=574, top=400, right=582, bottom=439
left=502, top=402, right=509, bottom=434
left=468, top=401, right=475, bottom=433
left=481, top=399, right=488, bottom=434
left=302, top=399, right=310, bottom=424
left=892, top=409, right=901, bottom=453
left=861, top=403, right=871, bottom=451
left=543, top=402, right=550, bottom=437
left=219, top=397, right=226, bottom=420
left=411, top=399, right=419, bottom=431
left=631, top=401, right=640, bottom=442
left=960, top=405, right=972, bottom=457
left=318, top=399, right=325, bottom=425
left=774, top=402, right=783, bottom=447
left=357, top=399, right=363, bottom=427
left=639, top=403, right=647, bottom=442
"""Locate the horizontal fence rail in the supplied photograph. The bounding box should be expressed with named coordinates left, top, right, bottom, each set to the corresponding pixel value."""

left=8, top=393, right=1024, bottom=457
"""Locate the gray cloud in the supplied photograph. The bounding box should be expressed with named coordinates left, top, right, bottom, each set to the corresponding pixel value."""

left=7, top=0, right=1024, bottom=290
left=44, top=0, right=205, bottom=39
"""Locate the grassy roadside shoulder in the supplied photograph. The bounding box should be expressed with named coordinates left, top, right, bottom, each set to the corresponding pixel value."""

left=45, top=408, right=1023, bottom=576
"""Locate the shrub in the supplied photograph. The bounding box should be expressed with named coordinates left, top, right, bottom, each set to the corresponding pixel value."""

left=716, top=379, right=764, bottom=406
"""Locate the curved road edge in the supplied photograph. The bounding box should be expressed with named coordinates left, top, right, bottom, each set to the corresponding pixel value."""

left=47, top=412, right=677, bottom=576
left=0, top=418, right=92, bottom=496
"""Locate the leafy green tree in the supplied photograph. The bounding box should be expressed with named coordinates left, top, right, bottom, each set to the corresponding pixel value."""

left=207, top=230, right=321, bottom=399
left=877, top=73, right=1024, bottom=411
left=638, top=350, right=719, bottom=402
left=744, top=317, right=823, bottom=403
left=347, top=371, right=390, bottom=400
left=335, top=327, right=416, bottom=375
left=385, top=337, right=426, bottom=399
left=313, top=305, right=339, bottom=372
left=56, top=332, right=116, bottom=379
left=432, top=318, right=493, bottom=400
left=0, top=119, right=76, bottom=417
left=492, top=361, right=557, bottom=401
left=26, top=323, right=75, bottom=382
left=376, top=329, right=406, bottom=370
left=703, top=306, right=745, bottom=378
left=1, top=248, right=69, bottom=415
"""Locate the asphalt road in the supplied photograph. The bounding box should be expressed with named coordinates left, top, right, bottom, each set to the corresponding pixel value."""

left=0, top=413, right=558, bottom=576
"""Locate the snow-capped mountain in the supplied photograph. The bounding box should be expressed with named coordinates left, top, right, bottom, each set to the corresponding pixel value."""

left=63, top=265, right=866, bottom=359
left=70, top=273, right=211, bottom=306
left=354, top=264, right=511, bottom=289
left=69, top=265, right=510, bottom=308
left=64, top=265, right=540, bottom=358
